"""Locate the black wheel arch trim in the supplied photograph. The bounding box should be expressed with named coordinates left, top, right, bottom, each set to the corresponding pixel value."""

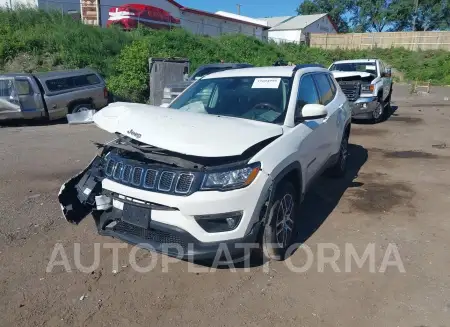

left=262, top=162, right=303, bottom=226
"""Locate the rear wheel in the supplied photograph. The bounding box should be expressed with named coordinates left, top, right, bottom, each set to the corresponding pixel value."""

left=327, top=133, right=349, bottom=178
left=70, top=103, right=92, bottom=114
left=261, top=182, right=299, bottom=261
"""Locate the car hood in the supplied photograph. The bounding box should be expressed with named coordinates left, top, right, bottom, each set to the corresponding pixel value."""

left=332, top=71, right=374, bottom=79
left=93, top=102, right=284, bottom=157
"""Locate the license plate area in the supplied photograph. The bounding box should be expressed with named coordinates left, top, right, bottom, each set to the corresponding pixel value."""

left=122, top=203, right=151, bottom=229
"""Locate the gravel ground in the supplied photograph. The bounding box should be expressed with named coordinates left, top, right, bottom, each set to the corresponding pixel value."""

left=0, top=84, right=449, bottom=327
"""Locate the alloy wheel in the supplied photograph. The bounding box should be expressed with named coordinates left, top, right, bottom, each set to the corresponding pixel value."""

left=275, top=193, right=295, bottom=248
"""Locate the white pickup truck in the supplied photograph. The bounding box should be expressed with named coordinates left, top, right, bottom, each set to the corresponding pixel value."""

left=329, top=59, right=393, bottom=123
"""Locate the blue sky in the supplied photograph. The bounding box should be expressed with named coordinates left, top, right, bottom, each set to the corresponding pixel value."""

left=180, top=0, right=300, bottom=18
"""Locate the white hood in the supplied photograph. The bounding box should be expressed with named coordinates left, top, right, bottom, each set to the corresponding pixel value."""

left=332, top=71, right=373, bottom=79
left=93, top=102, right=283, bottom=157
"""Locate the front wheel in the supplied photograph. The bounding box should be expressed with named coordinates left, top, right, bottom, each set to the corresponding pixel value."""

left=372, top=97, right=385, bottom=124
left=261, top=182, right=299, bottom=261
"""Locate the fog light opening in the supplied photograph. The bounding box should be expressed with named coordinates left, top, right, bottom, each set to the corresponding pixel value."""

left=195, top=211, right=243, bottom=233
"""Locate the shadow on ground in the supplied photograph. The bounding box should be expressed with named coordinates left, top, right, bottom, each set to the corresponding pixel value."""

left=352, top=105, right=398, bottom=125
left=194, top=144, right=368, bottom=269
left=0, top=118, right=67, bottom=128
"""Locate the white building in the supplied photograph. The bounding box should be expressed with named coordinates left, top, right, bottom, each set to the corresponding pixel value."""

left=257, top=13, right=338, bottom=44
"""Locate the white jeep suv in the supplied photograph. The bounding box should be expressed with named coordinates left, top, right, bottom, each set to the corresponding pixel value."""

left=58, top=65, right=352, bottom=260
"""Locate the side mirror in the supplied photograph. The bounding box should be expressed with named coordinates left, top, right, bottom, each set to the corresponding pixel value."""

left=384, top=68, right=392, bottom=78
left=295, top=104, right=328, bottom=123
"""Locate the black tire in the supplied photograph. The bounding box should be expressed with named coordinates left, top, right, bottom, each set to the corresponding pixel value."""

left=327, top=133, right=349, bottom=178
left=261, top=181, right=299, bottom=261
left=372, top=95, right=385, bottom=124
left=385, top=89, right=393, bottom=115
left=70, top=103, right=93, bottom=114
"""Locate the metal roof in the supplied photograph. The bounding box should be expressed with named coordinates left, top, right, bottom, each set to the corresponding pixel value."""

left=256, top=16, right=294, bottom=28
left=269, top=13, right=329, bottom=31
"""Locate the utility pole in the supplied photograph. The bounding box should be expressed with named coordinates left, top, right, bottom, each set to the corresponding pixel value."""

left=236, top=3, right=241, bottom=15
left=412, top=0, right=419, bottom=31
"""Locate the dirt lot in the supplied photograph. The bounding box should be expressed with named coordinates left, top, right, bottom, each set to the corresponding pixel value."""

left=0, top=84, right=449, bottom=327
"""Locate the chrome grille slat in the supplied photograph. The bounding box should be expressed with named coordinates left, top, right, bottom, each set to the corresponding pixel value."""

left=158, top=171, right=176, bottom=192
left=144, top=169, right=158, bottom=189
left=106, top=156, right=195, bottom=195
left=113, top=162, right=123, bottom=180
left=122, top=165, right=132, bottom=183
left=105, top=159, right=116, bottom=176
left=132, top=167, right=143, bottom=185
left=175, top=173, right=194, bottom=194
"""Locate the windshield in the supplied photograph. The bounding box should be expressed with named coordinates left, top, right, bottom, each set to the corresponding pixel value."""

left=191, top=67, right=231, bottom=80
left=170, top=76, right=292, bottom=124
left=330, top=63, right=377, bottom=75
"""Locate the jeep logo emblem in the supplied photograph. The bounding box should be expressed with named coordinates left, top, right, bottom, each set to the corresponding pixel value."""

left=127, top=129, right=142, bottom=139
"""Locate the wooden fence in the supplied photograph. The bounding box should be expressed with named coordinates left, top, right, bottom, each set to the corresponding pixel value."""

left=309, top=31, right=450, bottom=51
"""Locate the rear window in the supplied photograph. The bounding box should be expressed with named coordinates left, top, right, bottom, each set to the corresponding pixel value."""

left=46, top=73, right=101, bottom=92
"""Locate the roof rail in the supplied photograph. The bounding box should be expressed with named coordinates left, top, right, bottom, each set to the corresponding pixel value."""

left=294, top=63, right=325, bottom=71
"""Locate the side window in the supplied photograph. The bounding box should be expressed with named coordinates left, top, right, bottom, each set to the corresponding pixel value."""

left=313, top=73, right=334, bottom=105
left=15, top=80, right=34, bottom=95
left=296, top=74, right=319, bottom=116
left=379, top=61, right=385, bottom=76
left=326, top=74, right=337, bottom=98
left=46, top=77, right=73, bottom=92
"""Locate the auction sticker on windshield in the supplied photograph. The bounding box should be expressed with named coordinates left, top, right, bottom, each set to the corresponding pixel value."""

left=252, top=78, right=281, bottom=89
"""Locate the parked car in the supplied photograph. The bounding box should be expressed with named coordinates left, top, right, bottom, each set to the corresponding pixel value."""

left=162, top=63, right=254, bottom=104
left=0, top=69, right=109, bottom=121
left=329, top=59, right=393, bottom=123
left=58, top=65, right=351, bottom=261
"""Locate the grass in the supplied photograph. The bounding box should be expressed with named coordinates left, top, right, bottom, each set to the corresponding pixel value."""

left=1, top=8, right=449, bottom=102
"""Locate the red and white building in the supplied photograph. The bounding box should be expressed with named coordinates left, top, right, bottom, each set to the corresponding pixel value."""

left=79, top=0, right=269, bottom=40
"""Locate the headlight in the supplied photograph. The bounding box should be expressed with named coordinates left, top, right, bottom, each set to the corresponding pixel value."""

left=361, top=84, right=374, bottom=93
left=201, top=163, right=261, bottom=191
left=163, top=87, right=172, bottom=99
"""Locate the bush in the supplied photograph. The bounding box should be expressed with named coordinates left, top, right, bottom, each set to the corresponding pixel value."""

left=1, top=8, right=449, bottom=103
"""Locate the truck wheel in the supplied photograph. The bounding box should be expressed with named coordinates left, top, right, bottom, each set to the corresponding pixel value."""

left=372, top=96, right=385, bottom=124
left=385, top=89, right=393, bottom=115
left=70, top=103, right=92, bottom=114
left=261, top=181, right=299, bottom=261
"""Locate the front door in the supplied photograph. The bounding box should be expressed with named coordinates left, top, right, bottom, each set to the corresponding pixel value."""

left=293, top=73, right=329, bottom=185
left=312, top=73, right=342, bottom=157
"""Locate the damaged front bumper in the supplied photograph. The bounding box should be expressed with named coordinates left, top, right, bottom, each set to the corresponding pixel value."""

left=350, top=97, right=379, bottom=119
left=58, top=152, right=272, bottom=260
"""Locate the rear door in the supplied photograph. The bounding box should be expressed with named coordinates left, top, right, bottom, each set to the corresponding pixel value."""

left=312, top=73, right=340, bottom=160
